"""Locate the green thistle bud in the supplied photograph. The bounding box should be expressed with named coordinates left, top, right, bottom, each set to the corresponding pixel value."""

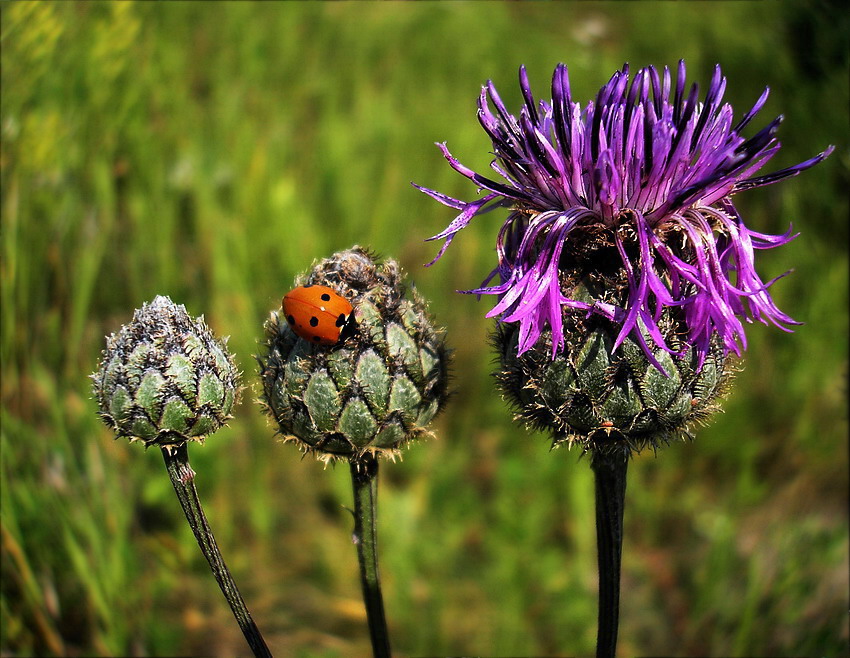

left=259, top=246, right=451, bottom=463
left=92, top=295, right=241, bottom=447
left=493, top=276, right=736, bottom=455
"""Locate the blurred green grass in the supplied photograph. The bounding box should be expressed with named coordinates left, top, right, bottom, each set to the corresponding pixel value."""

left=1, top=1, right=847, bottom=656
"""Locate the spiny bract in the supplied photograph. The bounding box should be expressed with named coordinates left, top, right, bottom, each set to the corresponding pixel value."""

left=92, top=296, right=241, bottom=447
left=258, top=247, right=450, bottom=463
left=493, top=246, right=736, bottom=455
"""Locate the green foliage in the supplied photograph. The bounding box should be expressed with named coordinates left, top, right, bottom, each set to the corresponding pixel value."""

left=2, top=1, right=847, bottom=655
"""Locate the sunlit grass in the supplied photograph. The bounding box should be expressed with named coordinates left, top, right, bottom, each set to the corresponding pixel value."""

left=2, top=1, right=847, bottom=655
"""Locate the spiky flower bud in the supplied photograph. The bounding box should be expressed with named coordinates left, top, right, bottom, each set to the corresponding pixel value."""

left=259, top=246, right=450, bottom=462
left=92, top=296, right=241, bottom=447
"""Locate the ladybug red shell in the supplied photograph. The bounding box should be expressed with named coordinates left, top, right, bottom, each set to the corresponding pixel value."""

left=282, top=285, right=354, bottom=346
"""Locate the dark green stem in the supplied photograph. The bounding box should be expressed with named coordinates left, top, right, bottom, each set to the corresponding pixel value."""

left=161, top=442, right=273, bottom=658
left=591, top=447, right=629, bottom=658
left=350, top=454, right=391, bottom=658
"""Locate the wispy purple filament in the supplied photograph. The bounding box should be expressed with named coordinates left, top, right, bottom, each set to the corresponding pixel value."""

left=417, top=61, right=833, bottom=370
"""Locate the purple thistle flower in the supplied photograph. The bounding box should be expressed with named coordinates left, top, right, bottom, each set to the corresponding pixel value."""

left=416, top=61, right=833, bottom=372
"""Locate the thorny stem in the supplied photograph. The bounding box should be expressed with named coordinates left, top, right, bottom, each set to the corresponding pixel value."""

left=350, top=454, right=391, bottom=658
left=591, top=446, right=629, bottom=658
left=161, top=442, right=273, bottom=658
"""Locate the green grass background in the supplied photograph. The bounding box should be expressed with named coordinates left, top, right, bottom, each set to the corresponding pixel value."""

left=2, top=1, right=847, bottom=656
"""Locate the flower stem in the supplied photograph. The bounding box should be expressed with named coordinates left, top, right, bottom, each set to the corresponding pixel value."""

left=161, top=442, right=273, bottom=658
left=591, top=446, right=629, bottom=658
left=350, top=454, right=391, bottom=658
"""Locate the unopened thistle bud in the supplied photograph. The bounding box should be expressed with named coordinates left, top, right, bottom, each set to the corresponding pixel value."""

left=417, top=61, right=833, bottom=454
left=92, top=295, right=241, bottom=446
left=259, top=246, right=450, bottom=462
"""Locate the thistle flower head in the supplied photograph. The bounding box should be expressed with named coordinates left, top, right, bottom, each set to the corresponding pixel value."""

left=92, top=296, right=241, bottom=447
left=417, top=61, right=833, bottom=372
left=258, top=247, right=451, bottom=463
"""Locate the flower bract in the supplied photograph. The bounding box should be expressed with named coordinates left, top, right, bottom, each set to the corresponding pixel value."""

left=258, top=247, right=451, bottom=463
left=92, top=296, right=241, bottom=446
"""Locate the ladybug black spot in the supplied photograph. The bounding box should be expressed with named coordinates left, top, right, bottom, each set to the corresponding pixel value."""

left=335, top=313, right=347, bottom=327
left=321, top=293, right=331, bottom=301
left=309, top=316, right=319, bottom=327
left=286, top=315, right=296, bottom=325
left=313, top=336, right=321, bottom=342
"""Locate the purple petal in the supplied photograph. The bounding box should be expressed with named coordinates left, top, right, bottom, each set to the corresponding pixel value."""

left=416, top=60, right=833, bottom=372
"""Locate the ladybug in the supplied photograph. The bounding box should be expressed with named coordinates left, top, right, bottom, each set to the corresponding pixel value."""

left=282, top=284, right=354, bottom=346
